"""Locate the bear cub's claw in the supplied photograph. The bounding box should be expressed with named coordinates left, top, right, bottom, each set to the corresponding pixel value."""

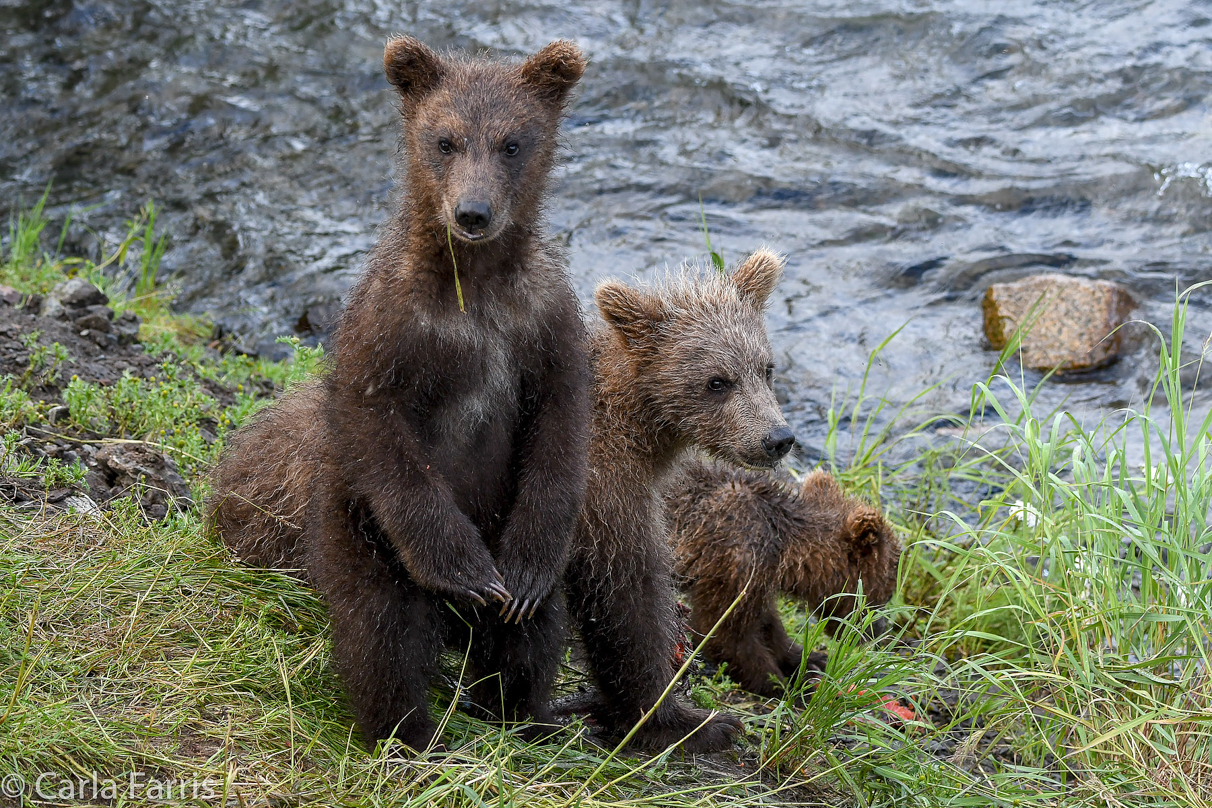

left=498, top=566, right=560, bottom=623
left=422, top=552, right=512, bottom=608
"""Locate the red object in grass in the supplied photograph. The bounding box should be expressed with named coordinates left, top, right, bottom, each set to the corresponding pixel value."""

left=880, top=697, right=916, bottom=724
left=672, top=638, right=688, bottom=668
left=671, top=602, right=692, bottom=668
left=848, top=686, right=916, bottom=724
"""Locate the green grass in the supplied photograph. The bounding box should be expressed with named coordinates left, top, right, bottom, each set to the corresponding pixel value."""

left=3, top=187, right=211, bottom=347
left=807, top=284, right=1212, bottom=805
left=1, top=201, right=1210, bottom=806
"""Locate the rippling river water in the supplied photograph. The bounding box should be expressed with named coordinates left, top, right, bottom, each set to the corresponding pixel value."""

left=3, top=0, right=1211, bottom=455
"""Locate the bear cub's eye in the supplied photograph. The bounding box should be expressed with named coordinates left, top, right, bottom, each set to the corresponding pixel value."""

left=438, top=139, right=454, bottom=154
left=707, top=378, right=733, bottom=393
left=504, top=142, right=520, bottom=156
left=765, top=363, right=775, bottom=384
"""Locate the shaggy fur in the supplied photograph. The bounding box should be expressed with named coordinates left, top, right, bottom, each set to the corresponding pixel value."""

left=565, top=249, right=794, bottom=752
left=208, top=381, right=324, bottom=575
left=207, top=37, right=590, bottom=751
left=665, top=461, right=901, bottom=698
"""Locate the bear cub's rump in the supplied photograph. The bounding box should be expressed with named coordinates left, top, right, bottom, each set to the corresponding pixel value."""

left=208, top=381, right=324, bottom=575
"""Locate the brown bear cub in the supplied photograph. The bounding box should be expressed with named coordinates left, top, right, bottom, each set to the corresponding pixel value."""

left=665, top=462, right=901, bottom=698
left=208, top=38, right=591, bottom=751
left=564, top=249, right=796, bottom=752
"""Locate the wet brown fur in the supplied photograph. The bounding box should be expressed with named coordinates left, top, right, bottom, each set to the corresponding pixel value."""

left=565, top=249, right=792, bottom=752
left=665, top=462, right=901, bottom=698
left=207, top=38, right=590, bottom=751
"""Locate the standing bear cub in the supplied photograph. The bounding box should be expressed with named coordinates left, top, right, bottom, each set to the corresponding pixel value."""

left=666, top=462, right=901, bottom=698
left=565, top=249, right=795, bottom=752
left=209, top=37, right=590, bottom=751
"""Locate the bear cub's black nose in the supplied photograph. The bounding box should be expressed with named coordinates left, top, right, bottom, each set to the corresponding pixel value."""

left=762, top=426, right=795, bottom=459
left=455, top=200, right=493, bottom=231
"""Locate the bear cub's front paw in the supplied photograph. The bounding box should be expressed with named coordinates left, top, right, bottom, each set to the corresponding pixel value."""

left=413, top=548, right=513, bottom=608
left=497, top=566, right=559, bottom=624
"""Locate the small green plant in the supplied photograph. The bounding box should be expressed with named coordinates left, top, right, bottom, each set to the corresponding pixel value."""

left=274, top=335, right=326, bottom=390
left=0, top=431, right=31, bottom=474
left=699, top=194, right=725, bottom=273
left=39, top=455, right=88, bottom=490
left=126, top=199, right=168, bottom=300
left=0, top=377, right=39, bottom=427
left=1, top=184, right=66, bottom=293
left=688, top=681, right=720, bottom=710
left=446, top=222, right=467, bottom=312
left=18, top=332, right=71, bottom=389
left=0, top=432, right=87, bottom=491
left=4, top=184, right=50, bottom=273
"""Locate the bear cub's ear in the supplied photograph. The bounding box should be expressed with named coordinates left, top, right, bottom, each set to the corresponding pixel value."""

left=730, top=247, right=785, bottom=309
left=384, top=36, right=445, bottom=107
left=595, top=280, right=666, bottom=347
left=520, top=40, right=587, bottom=106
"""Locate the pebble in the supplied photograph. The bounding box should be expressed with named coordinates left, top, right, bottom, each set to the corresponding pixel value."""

left=64, top=494, right=102, bottom=519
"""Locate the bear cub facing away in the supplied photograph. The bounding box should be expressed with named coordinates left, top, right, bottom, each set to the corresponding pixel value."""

left=209, top=37, right=590, bottom=750
left=665, top=461, right=902, bottom=698
left=565, top=249, right=796, bottom=752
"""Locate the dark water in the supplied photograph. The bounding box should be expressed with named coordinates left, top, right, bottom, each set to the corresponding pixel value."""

left=3, top=0, right=1211, bottom=456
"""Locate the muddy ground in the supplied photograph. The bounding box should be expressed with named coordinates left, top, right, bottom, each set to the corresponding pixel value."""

left=0, top=289, right=267, bottom=519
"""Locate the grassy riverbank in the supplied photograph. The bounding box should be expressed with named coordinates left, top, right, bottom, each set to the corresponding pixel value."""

left=1, top=201, right=1209, bottom=807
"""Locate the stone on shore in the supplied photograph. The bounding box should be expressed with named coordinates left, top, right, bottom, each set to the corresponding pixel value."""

left=40, top=278, right=108, bottom=320
left=90, top=444, right=193, bottom=520
left=983, top=274, right=1134, bottom=373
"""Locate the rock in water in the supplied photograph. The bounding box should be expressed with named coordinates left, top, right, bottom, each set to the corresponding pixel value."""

left=982, top=274, right=1135, bottom=372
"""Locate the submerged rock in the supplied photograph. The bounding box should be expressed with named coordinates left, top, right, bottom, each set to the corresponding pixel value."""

left=982, top=274, right=1135, bottom=373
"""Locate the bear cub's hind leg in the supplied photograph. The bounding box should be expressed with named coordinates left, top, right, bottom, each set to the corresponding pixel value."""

left=569, top=544, right=742, bottom=753
left=307, top=495, right=447, bottom=751
left=461, top=591, right=567, bottom=741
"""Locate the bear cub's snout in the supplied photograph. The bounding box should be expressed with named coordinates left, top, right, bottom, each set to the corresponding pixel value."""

left=454, top=199, right=493, bottom=234
left=762, top=425, right=796, bottom=460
